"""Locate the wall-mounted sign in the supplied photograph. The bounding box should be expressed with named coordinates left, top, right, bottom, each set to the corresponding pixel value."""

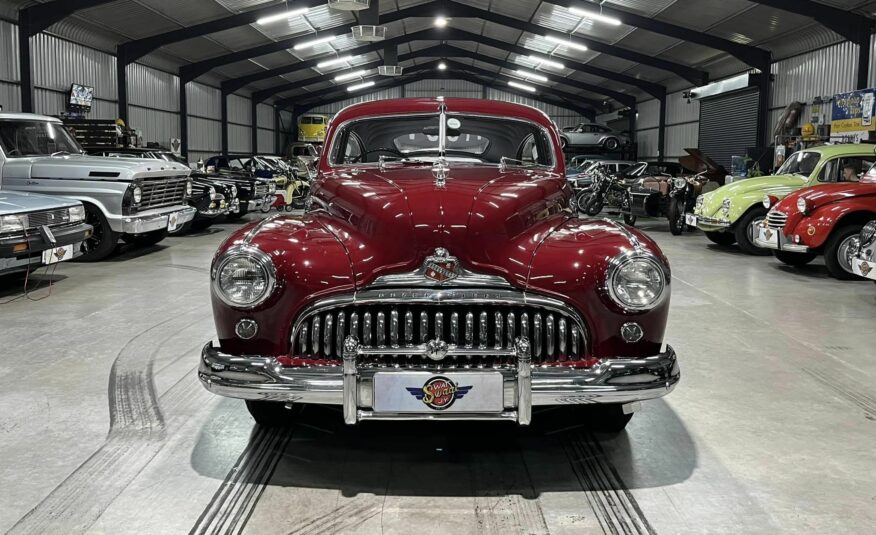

left=831, top=89, right=876, bottom=142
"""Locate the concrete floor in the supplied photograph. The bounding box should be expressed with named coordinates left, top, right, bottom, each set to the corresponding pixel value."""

left=1, top=213, right=874, bottom=535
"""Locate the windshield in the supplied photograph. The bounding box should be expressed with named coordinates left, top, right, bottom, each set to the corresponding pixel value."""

left=331, top=113, right=554, bottom=167
left=0, top=120, right=82, bottom=157
left=776, top=151, right=821, bottom=177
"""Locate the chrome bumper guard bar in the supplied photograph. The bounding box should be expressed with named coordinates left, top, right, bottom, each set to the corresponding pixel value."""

left=693, top=215, right=730, bottom=228
left=198, top=339, right=679, bottom=425
left=120, top=205, right=196, bottom=234
left=752, top=223, right=810, bottom=253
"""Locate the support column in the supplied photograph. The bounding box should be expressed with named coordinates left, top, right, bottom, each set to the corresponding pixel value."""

left=657, top=94, right=666, bottom=160
left=221, top=90, right=229, bottom=154
left=274, top=107, right=281, bottom=155
left=857, top=34, right=871, bottom=90
left=251, top=98, right=258, bottom=154
left=755, top=69, right=771, bottom=149
left=116, top=47, right=129, bottom=123
left=17, top=13, right=34, bottom=112
left=179, top=79, right=188, bottom=158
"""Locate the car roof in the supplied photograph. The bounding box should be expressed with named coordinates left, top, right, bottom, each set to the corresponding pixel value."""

left=800, top=144, right=876, bottom=157
left=0, top=112, right=61, bottom=122
left=333, top=98, right=554, bottom=130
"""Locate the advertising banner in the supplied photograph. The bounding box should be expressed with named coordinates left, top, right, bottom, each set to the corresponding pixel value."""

left=831, top=89, right=876, bottom=142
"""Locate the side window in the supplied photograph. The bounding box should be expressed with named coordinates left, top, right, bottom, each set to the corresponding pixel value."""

left=594, top=125, right=610, bottom=133
left=333, top=131, right=363, bottom=164
left=229, top=159, right=243, bottom=169
left=313, top=117, right=325, bottom=125
left=838, top=157, right=871, bottom=182
left=816, top=159, right=835, bottom=182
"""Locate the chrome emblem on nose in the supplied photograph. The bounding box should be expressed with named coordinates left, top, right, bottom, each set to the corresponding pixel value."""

left=424, top=339, right=449, bottom=361
left=423, top=248, right=459, bottom=282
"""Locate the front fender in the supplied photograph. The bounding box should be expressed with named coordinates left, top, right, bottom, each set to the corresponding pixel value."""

left=792, top=203, right=876, bottom=249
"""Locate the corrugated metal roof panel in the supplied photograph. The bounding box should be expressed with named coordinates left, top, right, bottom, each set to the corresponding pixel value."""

left=208, top=26, right=274, bottom=50
left=654, top=0, right=754, bottom=30
left=161, top=38, right=231, bottom=62
left=135, top=0, right=231, bottom=25
left=611, top=28, right=682, bottom=55
left=602, top=0, right=677, bottom=17
left=76, top=0, right=181, bottom=40
left=658, top=41, right=725, bottom=67
left=709, top=5, right=813, bottom=45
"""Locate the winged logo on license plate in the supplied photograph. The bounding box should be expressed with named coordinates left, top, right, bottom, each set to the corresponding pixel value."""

left=406, top=376, right=473, bottom=410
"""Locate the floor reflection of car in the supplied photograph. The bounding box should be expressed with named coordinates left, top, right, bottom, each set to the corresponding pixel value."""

left=200, top=97, right=679, bottom=432
left=560, top=123, right=628, bottom=151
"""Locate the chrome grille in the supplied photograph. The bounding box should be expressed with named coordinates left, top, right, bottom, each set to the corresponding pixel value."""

left=26, top=208, right=71, bottom=229
left=253, top=183, right=268, bottom=197
left=766, top=210, right=788, bottom=230
left=291, top=303, right=588, bottom=368
left=140, top=176, right=188, bottom=209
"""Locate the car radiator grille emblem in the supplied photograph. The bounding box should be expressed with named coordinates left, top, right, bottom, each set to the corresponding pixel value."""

left=423, top=248, right=459, bottom=282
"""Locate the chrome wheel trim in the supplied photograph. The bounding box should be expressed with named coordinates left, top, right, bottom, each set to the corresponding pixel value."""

left=838, top=235, right=859, bottom=272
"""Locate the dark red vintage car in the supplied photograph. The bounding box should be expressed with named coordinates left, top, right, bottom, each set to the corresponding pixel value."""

left=754, top=164, right=876, bottom=279
left=199, top=98, right=678, bottom=430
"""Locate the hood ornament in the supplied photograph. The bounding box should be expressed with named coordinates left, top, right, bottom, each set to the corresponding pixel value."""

left=432, top=158, right=448, bottom=187
left=423, top=247, right=459, bottom=282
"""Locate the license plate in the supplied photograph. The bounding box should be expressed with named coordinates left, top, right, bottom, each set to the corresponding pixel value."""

left=42, top=244, right=74, bottom=265
left=373, top=372, right=504, bottom=413
left=167, top=211, right=180, bottom=232
left=685, top=214, right=697, bottom=226
left=757, top=226, right=779, bottom=247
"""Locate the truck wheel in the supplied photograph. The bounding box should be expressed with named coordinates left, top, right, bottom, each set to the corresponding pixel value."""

left=734, top=207, right=771, bottom=256
left=825, top=225, right=864, bottom=280
left=773, top=250, right=817, bottom=266
left=667, top=197, right=685, bottom=236
left=705, top=231, right=736, bottom=245
left=589, top=404, right=633, bottom=432
left=245, top=400, right=302, bottom=427
left=131, top=229, right=168, bottom=247
left=76, top=204, right=119, bottom=262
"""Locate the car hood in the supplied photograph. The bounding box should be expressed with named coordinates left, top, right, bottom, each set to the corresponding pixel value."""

left=298, top=164, right=572, bottom=287
left=1, top=155, right=190, bottom=183
left=679, top=148, right=726, bottom=178
left=0, top=189, right=80, bottom=214
left=699, top=174, right=808, bottom=217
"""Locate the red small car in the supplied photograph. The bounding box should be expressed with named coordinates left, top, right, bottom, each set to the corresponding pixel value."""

left=754, top=163, right=876, bottom=279
left=199, top=98, right=678, bottom=430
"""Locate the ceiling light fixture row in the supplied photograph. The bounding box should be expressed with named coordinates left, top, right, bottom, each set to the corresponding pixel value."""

left=525, top=55, right=565, bottom=70
left=568, top=6, right=622, bottom=26
left=293, top=35, right=338, bottom=50
left=508, top=81, right=536, bottom=92
left=317, top=55, right=356, bottom=68
left=347, top=80, right=376, bottom=92
left=256, top=7, right=310, bottom=25
left=543, top=34, right=588, bottom=52
left=514, top=70, right=548, bottom=83
left=335, top=69, right=369, bottom=82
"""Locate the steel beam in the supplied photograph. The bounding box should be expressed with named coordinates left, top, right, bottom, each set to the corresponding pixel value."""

left=251, top=98, right=258, bottom=154
left=17, top=0, right=116, bottom=112
left=221, top=90, right=229, bottom=155
left=180, top=79, right=188, bottom=158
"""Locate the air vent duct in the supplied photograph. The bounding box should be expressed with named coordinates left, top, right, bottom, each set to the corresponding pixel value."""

left=352, top=25, right=386, bottom=41
left=328, top=0, right=369, bottom=11
left=378, top=65, right=403, bottom=76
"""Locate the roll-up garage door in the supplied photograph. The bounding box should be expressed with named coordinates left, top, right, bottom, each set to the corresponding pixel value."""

left=698, top=89, right=759, bottom=169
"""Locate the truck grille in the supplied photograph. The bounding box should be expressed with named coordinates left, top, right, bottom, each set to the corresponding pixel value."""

left=26, top=208, right=71, bottom=229
left=140, top=176, right=188, bottom=209
left=291, top=302, right=588, bottom=369
left=766, top=210, right=788, bottom=230
left=253, top=183, right=268, bottom=197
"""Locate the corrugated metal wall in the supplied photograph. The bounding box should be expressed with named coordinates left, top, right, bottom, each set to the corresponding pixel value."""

left=404, top=79, right=482, bottom=98
left=486, top=88, right=586, bottom=129
left=308, top=87, right=404, bottom=114
left=0, top=19, right=277, bottom=162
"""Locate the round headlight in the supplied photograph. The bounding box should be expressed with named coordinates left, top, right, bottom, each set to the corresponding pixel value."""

left=673, top=177, right=687, bottom=189
left=209, top=186, right=216, bottom=196
left=721, top=198, right=731, bottom=215
left=231, top=185, right=238, bottom=198
left=796, top=197, right=808, bottom=214
left=762, top=195, right=771, bottom=209
left=186, top=179, right=193, bottom=196
left=695, top=195, right=704, bottom=212
left=607, top=255, right=667, bottom=311
left=213, top=249, right=275, bottom=308
left=861, top=220, right=876, bottom=244
left=132, top=186, right=142, bottom=204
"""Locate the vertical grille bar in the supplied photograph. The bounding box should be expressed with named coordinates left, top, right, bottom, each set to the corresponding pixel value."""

left=465, top=312, right=474, bottom=348
left=546, top=314, right=554, bottom=357
left=404, top=311, right=413, bottom=345
left=450, top=312, right=459, bottom=344
left=350, top=312, right=359, bottom=342
left=312, top=316, right=321, bottom=355
left=376, top=312, right=385, bottom=347
left=507, top=312, right=516, bottom=348
left=494, top=312, right=503, bottom=349
left=558, top=318, right=567, bottom=361
left=479, top=312, right=488, bottom=349
left=419, top=312, right=428, bottom=343
left=435, top=312, right=444, bottom=340
left=571, top=324, right=579, bottom=357
left=298, top=325, right=308, bottom=354
left=520, top=312, right=529, bottom=340
left=336, top=312, right=346, bottom=356
left=363, top=312, right=372, bottom=346
left=390, top=310, right=399, bottom=348
left=323, top=315, right=333, bottom=357
left=533, top=313, right=542, bottom=360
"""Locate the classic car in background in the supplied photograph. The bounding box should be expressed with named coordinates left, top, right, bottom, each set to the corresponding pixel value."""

left=298, top=114, right=329, bottom=143
left=0, top=113, right=196, bottom=261
left=624, top=150, right=726, bottom=234
left=199, top=98, right=679, bottom=431
left=754, top=161, right=876, bottom=279
left=203, top=155, right=276, bottom=218
left=688, top=144, right=876, bottom=255
left=849, top=220, right=876, bottom=281
left=559, top=123, right=628, bottom=151
left=91, top=148, right=239, bottom=233
left=0, top=190, right=92, bottom=275
left=286, top=142, right=319, bottom=178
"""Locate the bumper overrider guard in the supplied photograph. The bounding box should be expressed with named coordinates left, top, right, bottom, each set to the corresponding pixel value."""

left=198, top=341, right=679, bottom=425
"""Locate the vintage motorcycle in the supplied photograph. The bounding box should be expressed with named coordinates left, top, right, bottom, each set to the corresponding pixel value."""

left=576, top=167, right=636, bottom=225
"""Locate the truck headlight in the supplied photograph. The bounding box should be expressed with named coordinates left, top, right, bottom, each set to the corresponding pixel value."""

left=0, top=214, right=26, bottom=233
left=69, top=205, right=86, bottom=222
left=212, top=247, right=276, bottom=308
left=721, top=198, right=731, bottom=216
left=132, top=186, right=142, bottom=204
left=860, top=220, right=876, bottom=245
left=186, top=179, right=193, bottom=197
left=606, top=254, right=667, bottom=311
left=796, top=197, right=808, bottom=214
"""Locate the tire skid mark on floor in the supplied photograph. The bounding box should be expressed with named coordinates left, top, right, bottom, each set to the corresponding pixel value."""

left=8, top=308, right=210, bottom=535
left=190, top=425, right=295, bottom=535
left=284, top=499, right=382, bottom=535
left=563, top=432, right=656, bottom=535
left=802, top=367, right=876, bottom=420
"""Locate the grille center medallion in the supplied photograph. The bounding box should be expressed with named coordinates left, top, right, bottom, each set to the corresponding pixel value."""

left=423, top=248, right=459, bottom=282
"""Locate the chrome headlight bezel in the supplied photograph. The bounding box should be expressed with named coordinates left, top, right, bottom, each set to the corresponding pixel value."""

left=132, top=185, right=142, bottom=204
left=605, top=252, right=669, bottom=312
left=762, top=195, right=771, bottom=209
left=673, top=177, right=687, bottom=190
left=186, top=179, right=193, bottom=197
left=0, top=214, right=26, bottom=234
left=860, top=220, right=876, bottom=245
left=211, top=246, right=276, bottom=309
left=68, top=205, right=86, bottom=223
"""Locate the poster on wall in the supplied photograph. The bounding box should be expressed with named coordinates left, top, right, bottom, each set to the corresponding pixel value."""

left=831, top=89, right=876, bottom=142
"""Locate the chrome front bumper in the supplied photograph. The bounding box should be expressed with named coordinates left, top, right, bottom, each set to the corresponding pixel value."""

left=851, top=257, right=876, bottom=280
left=118, top=205, right=197, bottom=234
left=691, top=213, right=731, bottom=229
left=198, top=341, right=679, bottom=425
left=246, top=195, right=276, bottom=211
left=752, top=223, right=810, bottom=252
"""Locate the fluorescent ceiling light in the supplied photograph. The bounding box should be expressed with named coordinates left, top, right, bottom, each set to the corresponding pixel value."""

left=434, top=16, right=449, bottom=28
left=508, top=81, right=536, bottom=92
left=256, top=7, right=309, bottom=25
left=334, top=69, right=369, bottom=82
left=293, top=35, right=337, bottom=50
left=317, top=55, right=355, bottom=68
left=568, top=6, right=622, bottom=26
left=437, top=62, right=447, bottom=70
left=526, top=55, right=564, bottom=70
left=544, top=34, right=588, bottom=52
left=347, top=81, right=376, bottom=92
left=514, top=70, right=548, bottom=83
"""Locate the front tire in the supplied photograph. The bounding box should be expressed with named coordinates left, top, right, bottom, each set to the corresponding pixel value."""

left=734, top=207, right=771, bottom=256
left=76, top=204, right=119, bottom=262
left=825, top=225, right=864, bottom=280
left=603, top=137, right=620, bottom=151
left=245, top=400, right=302, bottom=427
left=705, top=231, right=736, bottom=246
left=667, top=197, right=685, bottom=236
left=773, top=250, right=817, bottom=266
left=578, top=190, right=603, bottom=216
